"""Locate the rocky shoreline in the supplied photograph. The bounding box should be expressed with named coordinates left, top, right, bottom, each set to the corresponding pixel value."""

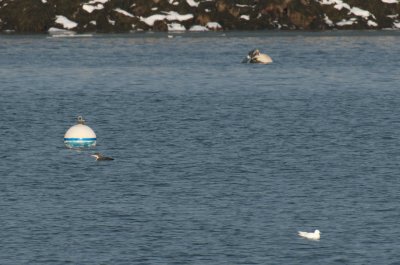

left=0, top=0, right=399, bottom=33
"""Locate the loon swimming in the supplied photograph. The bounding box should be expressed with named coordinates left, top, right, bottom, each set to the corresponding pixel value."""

left=243, top=49, right=273, bottom=64
left=91, top=152, right=114, bottom=161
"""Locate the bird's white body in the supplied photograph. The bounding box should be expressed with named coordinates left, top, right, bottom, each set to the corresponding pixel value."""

left=298, top=230, right=320, bottom=240
left=253, top=53, right=273, bottom=64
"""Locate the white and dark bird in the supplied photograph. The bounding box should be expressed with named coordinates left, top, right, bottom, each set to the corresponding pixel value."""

left=242, top=49, right=273, bottom=64
left=298, top=230, right=320, bottom=240
left=91, top=152, right=114, bottom=161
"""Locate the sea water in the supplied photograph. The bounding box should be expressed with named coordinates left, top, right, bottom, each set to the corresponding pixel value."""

left=1, top=31, right=400, bottom=264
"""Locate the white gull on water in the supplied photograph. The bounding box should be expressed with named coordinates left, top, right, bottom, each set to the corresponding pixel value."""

left=298, top=230, right=321, bottom=240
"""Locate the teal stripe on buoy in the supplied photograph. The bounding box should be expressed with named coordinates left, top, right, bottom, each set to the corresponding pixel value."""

left=64, top=139, right=96, bottom=148
left=64, top=138, right=97, bottom=141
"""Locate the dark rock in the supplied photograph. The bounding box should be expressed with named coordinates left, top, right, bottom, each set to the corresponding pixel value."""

left=153, top=20, right=168, bottom=31
left=0, top=0, right=54, bottom=32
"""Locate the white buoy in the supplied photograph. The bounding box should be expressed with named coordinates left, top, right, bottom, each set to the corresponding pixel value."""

left=64, top=116, right=96, bottom=148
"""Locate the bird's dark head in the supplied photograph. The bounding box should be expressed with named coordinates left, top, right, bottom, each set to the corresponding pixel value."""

left=249, top=49, right=260, bottom=57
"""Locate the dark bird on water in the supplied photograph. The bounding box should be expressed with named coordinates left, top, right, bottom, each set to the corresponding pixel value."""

left=91, top=152, right=114, bottom=161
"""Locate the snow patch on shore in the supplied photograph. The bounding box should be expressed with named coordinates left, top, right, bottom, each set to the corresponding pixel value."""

left=168, top=0, right=179, bottom=6
left=82, top=4, right=104, bottom=13
left=140, top=11, right=193, bottom=26
left=48, top=27, right=75, bottom=34
left=82, top=0, right=108, bottom=13
left=88, top=0, right=109, bottom=3
left=318, top=0, right=350, bottom=10
left=189, top=25, right=209, bottom=31
left=319, top=0, right=378, bottom=26
left=55, top=15, right=77, bottom=29
left=108, top=17, right=115, bottom=25
left=168, top=23, right=186, bottom=31
left=318, top=0, right=374, bottom=19
left=114, top=8, right=134, bottom=17
left=324, top=14, right=334, bottom=26
left=48, top=27, right=94, bottom=38
left=206, top=22, right=222, bottom=30
left=186, top=0, right=199, bottom=7
left=350, top=7, right=375, bottom=19
left=336, top=18, right=356, bottom=26
left=381, top=0, right=399, bottom=3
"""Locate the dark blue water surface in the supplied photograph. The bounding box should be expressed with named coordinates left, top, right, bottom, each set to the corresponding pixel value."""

left=1, top=31, right=400, bottom=264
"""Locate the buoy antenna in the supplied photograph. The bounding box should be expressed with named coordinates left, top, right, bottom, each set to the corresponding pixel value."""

left=77, top=116, right=85, bottom=125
